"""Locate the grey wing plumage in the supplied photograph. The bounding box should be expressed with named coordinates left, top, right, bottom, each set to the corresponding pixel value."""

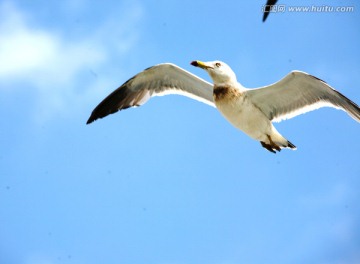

left=86, top=63, right=214, bottom=124
left=246, top=71, right=360, bottom=123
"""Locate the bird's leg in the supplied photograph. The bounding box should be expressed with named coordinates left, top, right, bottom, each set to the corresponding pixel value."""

left=267, top=134, right=281, bottom=152
left=260, top=141, right=276, bottom=153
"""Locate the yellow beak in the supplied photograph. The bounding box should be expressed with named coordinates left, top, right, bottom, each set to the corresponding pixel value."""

left=190, top=60, right=212, bottom=69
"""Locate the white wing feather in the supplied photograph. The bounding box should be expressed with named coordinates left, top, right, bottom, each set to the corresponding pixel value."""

left=87, top=63, right=214, bottom=123
left=246, top=71, right=360, bottom=123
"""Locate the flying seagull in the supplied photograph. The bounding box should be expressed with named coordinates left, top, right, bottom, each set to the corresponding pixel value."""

left=263, top=0, right=278, bottom=22
left=87, top=60, right=360, bottom=153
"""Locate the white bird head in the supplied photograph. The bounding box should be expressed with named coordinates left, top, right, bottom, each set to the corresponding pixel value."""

left=191, top=60, right=237, bottom=86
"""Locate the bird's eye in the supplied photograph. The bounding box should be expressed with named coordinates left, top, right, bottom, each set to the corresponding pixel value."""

left=215, top=62, right=221, bottom=67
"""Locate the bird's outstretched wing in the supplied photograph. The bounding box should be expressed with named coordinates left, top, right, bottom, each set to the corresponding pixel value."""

left=246, top=71, right=360, bottom=123
left=86, top=63, right=214, bottom=124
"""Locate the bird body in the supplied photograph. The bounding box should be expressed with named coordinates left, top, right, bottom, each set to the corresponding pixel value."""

left=213, top=84, right=293, bottom=152
left=87, top=60, right=360, bottom=153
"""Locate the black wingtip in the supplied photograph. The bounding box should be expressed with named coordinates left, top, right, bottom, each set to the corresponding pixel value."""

left=262, top=13, right=269, bottom=22
left=86, top=110, right=107, bottom=125
left=262, top=0, right=278, bottom=22
left=86, top=117, right=94, bottom=125
left=86, top=110, right=103, bottom=124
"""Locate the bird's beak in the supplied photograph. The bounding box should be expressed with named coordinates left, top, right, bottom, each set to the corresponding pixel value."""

left=191, top=60, right=213, bottom=70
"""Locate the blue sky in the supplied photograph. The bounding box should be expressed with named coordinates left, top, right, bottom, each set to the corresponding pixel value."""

left=1, top=0, right=359, bottom=263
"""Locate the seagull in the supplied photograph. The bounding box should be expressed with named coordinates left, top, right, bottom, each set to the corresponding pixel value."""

left=87, top=60, right=360, bottom=153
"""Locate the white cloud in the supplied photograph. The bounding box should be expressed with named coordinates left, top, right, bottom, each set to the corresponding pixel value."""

left=0, top=1, right=143, bottom=122
left=0, top=1, right=103, bottom=84
left=1, top=31, right=57, bottom=77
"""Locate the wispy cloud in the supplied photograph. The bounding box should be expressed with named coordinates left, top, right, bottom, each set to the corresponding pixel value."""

left=0, top=1, right=143, bottom=122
